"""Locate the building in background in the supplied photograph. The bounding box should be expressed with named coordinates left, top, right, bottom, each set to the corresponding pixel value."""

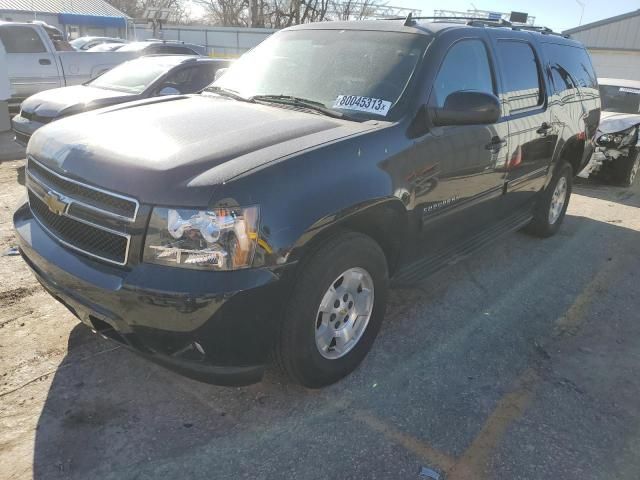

left=564, top=9, right=640, bottom=81
left=0, top=0, right=130, bottom=39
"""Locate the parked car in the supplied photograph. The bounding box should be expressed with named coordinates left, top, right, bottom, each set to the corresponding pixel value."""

left=0, top=21, right=137, bottom=111
left=117, top=40, right=206, bottom=56
left=86, top=43, right=126, bottom=52
left=69, top=36, right=126, bottom=51
left=14, top=18, right=599, bottom=388
left=579, top=78, right=640, bottom=186
left=11, top=55, right=231, bottom=145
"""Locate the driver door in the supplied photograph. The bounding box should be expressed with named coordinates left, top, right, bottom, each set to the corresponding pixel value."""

left=412, top=36, right=510, bottom=253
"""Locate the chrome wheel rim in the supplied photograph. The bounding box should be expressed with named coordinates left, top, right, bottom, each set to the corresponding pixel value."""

left=548, top=176, right=568, bottom=225
left=314, top=267, right=375, bottom=360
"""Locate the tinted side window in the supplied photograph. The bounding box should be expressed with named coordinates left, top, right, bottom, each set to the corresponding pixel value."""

left=432, top=39, right=494, bottom=108
left=544, top=43, right=598, bottom=98
left=0, top=26, right=46, bottom=53
left=151, top=45, right=197, bottom=55
left=160, top=65, right=219, bottom=94
left=496, top=41, right=542, bottom=110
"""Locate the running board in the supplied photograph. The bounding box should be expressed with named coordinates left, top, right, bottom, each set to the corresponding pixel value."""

left=392, top=210, right=533, bottom=286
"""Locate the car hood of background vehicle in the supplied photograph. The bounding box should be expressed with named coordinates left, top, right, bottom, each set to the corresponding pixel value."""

left=28, top=95, right=375, bottom=206
left=598, top=111, right=640, bottom=134
left=21, top=85, right=133, bottom=119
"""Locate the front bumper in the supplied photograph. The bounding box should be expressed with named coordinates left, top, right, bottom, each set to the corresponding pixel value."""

left=11, top=114, right=44, bottom=147
left=14, top=202, right=293, bottom=386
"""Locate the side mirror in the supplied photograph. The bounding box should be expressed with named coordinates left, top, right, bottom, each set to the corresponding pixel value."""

left=214, top=68, right=228, bottom=82
left=158, top=86, right=181, bottom=96
left=430, top=91, right=501, bottom=126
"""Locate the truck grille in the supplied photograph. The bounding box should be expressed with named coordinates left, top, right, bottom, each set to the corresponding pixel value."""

left=26, top=157, right=138, bottom=266
left=28, top=158, right=137, bottom=220
left=28, top=191, right=129, bottom=264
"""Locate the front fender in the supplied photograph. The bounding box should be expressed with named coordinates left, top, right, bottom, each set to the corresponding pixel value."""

left=209, top=126, right=413, bottom=269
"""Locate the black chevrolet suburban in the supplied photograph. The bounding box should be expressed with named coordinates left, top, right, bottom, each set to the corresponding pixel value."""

left=14, top=17, right=600, bottom=387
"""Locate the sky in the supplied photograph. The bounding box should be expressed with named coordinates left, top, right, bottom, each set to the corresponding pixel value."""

left=393, top=0, right=640, bottom=32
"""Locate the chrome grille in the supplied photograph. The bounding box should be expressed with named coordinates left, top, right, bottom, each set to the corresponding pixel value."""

left=29, top=191, right=129, bottom=264
left=27, top=158, right=138, bottom=221
left=26, top=157, right=137, bottom=266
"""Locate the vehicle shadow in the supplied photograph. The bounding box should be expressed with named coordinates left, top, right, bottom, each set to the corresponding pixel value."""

left=574, top=177, right=640, bottom=207
left=31, top=214, right=640, bottom=479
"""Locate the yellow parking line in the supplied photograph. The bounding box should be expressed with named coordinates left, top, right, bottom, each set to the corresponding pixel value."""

left=447, top=368, right=539, bottom=480
left=352, top=409, right=456, bottom=472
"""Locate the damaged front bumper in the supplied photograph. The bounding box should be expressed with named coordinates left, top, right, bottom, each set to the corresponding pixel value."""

left=13, top=202, right=293, bottom=386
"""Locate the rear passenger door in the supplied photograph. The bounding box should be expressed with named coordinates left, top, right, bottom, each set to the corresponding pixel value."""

left=492, top=37, right=557, bottom=206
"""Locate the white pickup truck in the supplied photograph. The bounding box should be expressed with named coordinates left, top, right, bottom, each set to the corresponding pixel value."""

left=0, top=22, right=136, bottom=110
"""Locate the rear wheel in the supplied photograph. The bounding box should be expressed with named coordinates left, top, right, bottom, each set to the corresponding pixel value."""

left=524, top=162, right=572, bottom=238
left=275, top=232, right=389, bottom=388
left=614, top=149, right=640, bottom=187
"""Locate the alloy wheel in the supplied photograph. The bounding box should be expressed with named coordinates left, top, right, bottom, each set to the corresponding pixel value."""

left=314, top=267, right=375, bottom=360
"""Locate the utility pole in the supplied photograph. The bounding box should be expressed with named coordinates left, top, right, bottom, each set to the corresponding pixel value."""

left=575, top=0, right=585, bottom=25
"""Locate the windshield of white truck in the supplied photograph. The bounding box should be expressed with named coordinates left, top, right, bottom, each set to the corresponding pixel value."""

left=210, top=29, right=429, bottom=119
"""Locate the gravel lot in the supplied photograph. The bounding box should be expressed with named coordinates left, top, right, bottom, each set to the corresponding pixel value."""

left=1, top=135, right=640, bottom=480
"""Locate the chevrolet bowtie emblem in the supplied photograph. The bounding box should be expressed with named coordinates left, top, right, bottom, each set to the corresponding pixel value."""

left=43, top=191, right=69, bottom=216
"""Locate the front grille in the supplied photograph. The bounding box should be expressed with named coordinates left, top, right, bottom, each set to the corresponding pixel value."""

left=29, top=191, right=129, bottom=265
left=27, top=158, right=138, bottom=220
left=26, top=157, right=137, bottom=266
left=14, top=131, right=30, bottom=146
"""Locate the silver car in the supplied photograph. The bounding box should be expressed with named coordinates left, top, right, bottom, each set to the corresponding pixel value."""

left=12, top=55, right=230, bottom=146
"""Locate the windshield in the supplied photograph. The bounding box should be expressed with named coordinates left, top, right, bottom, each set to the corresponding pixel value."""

left=69, top=37, right=88, bottom=49
left=88, top=58, right=177, bottom=94
left=599, top=84, right=640, bottom=114
left=211, top=29, right=429, bottom=119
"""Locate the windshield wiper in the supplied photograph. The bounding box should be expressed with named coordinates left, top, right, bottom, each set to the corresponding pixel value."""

left=250, top=94, right=353, bottom=120
left=204, top=86, right=254, bottom=103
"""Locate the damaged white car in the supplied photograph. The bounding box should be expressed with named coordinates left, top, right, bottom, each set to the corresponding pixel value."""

left=580, top=78, right=640, bottom=186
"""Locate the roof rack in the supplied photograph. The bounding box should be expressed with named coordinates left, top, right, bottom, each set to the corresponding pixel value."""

left=382, top=14, right=567, bottom=37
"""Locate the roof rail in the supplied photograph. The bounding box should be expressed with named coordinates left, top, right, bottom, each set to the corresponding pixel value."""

left=379, top=15, right=567, bottom=37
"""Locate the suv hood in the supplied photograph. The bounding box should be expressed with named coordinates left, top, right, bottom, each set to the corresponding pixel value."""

left=598, top=111, right=640, bottom=134
left=28, top=95, right=375, bottom=206
left=21, top=85, right=133, bottom=119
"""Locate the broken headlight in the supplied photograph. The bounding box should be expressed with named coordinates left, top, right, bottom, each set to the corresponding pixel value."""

left=597, top=126, right=638, bottom=147
left=143, top=206, right=259, bottom=270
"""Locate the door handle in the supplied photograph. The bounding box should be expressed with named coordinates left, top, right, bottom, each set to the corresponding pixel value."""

left=485, top=136, right=507, bottom=152
left=39, top=58, right=51, bottom=65
left=536, top=122, right=552, bottom=136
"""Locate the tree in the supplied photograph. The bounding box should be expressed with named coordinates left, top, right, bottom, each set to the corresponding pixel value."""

left=193, top=0, right=379, bottom=29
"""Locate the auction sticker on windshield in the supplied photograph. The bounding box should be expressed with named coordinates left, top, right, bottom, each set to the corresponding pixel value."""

left=620, top=87, right=640, bottom=95
left=333, top=95, right=392, bottom=116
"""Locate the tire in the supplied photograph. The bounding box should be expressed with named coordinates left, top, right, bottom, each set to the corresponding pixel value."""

left=524, top=162, right=573, bottom=238
left=614, top=148, right=640, bottom=187
left=275, top=231, right=389, bottom=388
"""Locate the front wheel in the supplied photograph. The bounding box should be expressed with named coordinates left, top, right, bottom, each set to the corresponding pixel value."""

left=524, top=162, right=573, bottom=238
left=275, top=231, right=389, bottom=388
left=614, top=149, right=640, bottom=187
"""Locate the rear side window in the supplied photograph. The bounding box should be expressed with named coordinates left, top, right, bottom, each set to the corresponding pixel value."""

left=544, top=43, right=598, bottom=98
left=0, top=26, right=46, bottom=53
left=432, top=39, right=494, bottom=108
left=496, top=41, right=543, bottom=110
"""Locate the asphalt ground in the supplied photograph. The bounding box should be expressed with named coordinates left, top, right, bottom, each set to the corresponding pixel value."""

left=1, top=141, right=639, bottom=479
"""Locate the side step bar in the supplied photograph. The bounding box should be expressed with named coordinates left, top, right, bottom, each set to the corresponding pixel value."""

left=392, top=210, right=534, bottom=286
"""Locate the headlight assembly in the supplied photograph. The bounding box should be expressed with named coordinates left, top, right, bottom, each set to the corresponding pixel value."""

left=144, top=206, right=259, bottom=270
left=598, top=127, right=637, bottom=147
